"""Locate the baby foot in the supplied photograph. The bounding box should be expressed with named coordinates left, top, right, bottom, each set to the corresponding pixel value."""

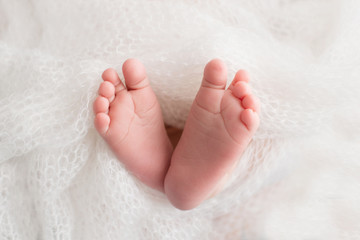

left=164, top=59, right=260, bottom=210
left=93, top=59, right=173, bottom=192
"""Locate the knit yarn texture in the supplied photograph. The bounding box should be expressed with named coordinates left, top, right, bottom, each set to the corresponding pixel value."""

left=1, top=0, right=359, bottom=239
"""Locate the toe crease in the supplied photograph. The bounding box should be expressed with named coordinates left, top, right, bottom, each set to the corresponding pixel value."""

left=220, top=113, right=246, bottom=145
left=194, top=98, right=220, bottom=115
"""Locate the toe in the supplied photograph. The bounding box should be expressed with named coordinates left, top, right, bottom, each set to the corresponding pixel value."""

left=234, top=70, right=249, bottom=83
left=122, top=59, right=149, bottom=90
left=102, top=68, right=126, bottom=93
left=240, top=109, right=259, bottom=132
left=94, top=113, right=110, bottom=135
left=99, top=81, right=115, bottom=101
left=193, top=59, right=228, bottom=114
left=242, top=95, right=260, bottom=113
left=102, top=68, right=121, bottom=85
left=93, top=96, right=109, bottom=114
left=231, top=81, right=251, bottom=99
left=202, top=59, right=227, bottom=89
left=228, top=70, right=249, bottom=91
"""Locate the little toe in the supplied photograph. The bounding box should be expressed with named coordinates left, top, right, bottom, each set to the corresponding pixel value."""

left=99, top=81, right=115, bottom=101
left=242, top=94, right=261, bottom=113
left=231, top=81, right=251, bottom=99
left=240, top=109, right=259, bottom=132
left=202, top=59, right=227, bottom=89
left=93, top=96, right=109, bottom=114
left=122, top=59, right=149, bottom=90
left=94, top=112, right=110, bottom=135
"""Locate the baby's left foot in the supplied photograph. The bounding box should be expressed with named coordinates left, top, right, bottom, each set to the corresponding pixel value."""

left=93, top=59, right=173, bottom=192
left=164, top=59, right=260, bottom=210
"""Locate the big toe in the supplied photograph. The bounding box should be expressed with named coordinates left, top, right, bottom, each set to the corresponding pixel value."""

left=194, top=59, right=228, bottom=113
left=122, top=58, right=149, bottom=90
left=202, top=59, right=227, bottom=89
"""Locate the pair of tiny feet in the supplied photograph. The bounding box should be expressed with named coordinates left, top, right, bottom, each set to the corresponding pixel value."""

left=93, top=59, right=260, bottom=210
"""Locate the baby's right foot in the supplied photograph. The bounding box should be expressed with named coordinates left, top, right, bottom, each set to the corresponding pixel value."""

left=164, top=59, right=260, bottom=210
left=93, top=59, right=172, bottom=192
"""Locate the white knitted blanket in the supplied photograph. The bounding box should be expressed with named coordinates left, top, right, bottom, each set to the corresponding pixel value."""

left=1, top=0, right=359, bottom=239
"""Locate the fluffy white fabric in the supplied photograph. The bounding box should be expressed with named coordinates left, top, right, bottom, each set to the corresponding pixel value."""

left=1, top=0, right=359, bottom=239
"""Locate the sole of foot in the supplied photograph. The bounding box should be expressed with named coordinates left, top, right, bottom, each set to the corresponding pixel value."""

left=93, top=59, right=173, bottom=192
left=164, top=59, right=260, bottom=210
